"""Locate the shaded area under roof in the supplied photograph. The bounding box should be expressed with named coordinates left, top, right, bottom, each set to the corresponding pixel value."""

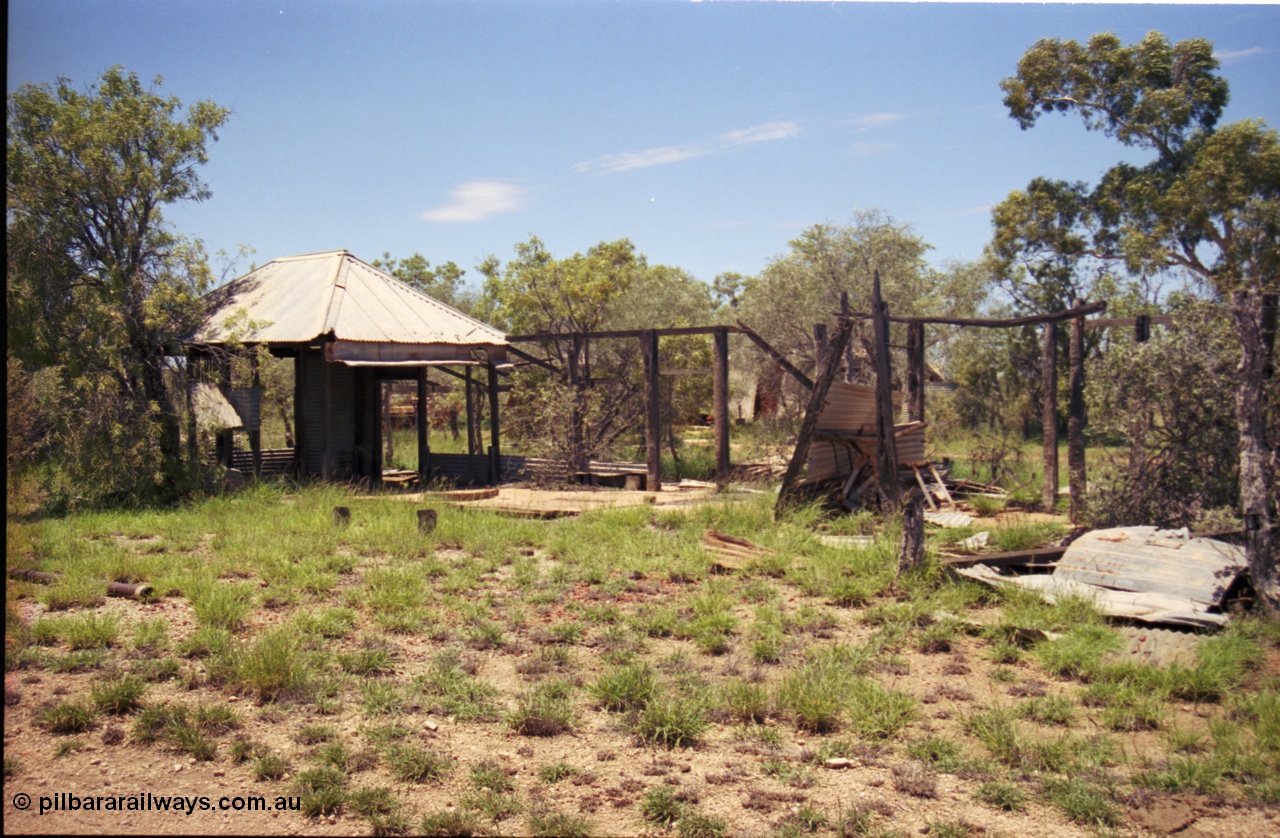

left=191, top=250, right=507, bottom=365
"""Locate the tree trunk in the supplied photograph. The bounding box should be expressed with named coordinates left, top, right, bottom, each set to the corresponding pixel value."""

left=898, top=489, right=926, bottom=577
left=1231, top=291, right=1277, bottom=614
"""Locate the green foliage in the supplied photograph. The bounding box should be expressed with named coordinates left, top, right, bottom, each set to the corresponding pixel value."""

left=590, top=662, right=657, bottom=712
left=40, top=701, right=97, bottom=734
left=420, top=809, right=483, bottom=837
left=91, top=675, right=148, bottom=714
left=640, top=786, right=684, bottom=826
left=507, top=680, right=576, bottom=736
left=527, top=810, right=594, bottom=838
left=294, top=767, right=349, bottom=817
left=975, top=780, right=1026, bottom=811
left=7, top=68, right=229, bottom=505
left=221, top=626, right=312, bottom=702
left=632, top=692, right=709, bottom=748
left=383, top=744, right=450, bottom=783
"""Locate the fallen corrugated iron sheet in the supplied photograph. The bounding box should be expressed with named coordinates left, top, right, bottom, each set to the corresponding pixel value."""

left=957, top=526, right=1245, bottom=628
left=925, top=510, right=976, bottom=528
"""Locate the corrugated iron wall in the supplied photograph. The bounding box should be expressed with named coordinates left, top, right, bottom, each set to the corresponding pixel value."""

left=301, top=348, right=356, bottom=476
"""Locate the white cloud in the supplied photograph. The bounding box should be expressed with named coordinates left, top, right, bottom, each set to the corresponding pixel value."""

left=420, top=181, right=526, bottom=222
left=847, top=112, right=907, bottom=132
left=721, top=121, right=801, bottom=145
left=1214, top=47, right=1265, bottom=62
left=575, top=120, right=800, bottom=174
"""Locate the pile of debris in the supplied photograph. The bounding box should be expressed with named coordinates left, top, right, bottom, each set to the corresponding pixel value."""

left=954, top=526, right=1248, bottom=628
left=798, top=381, right=1003, bottom=518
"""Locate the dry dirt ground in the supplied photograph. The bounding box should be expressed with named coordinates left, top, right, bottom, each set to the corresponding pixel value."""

left=5, top=514, right=1278, bottom=837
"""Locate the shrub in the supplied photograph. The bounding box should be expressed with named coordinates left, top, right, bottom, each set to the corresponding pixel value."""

left=527, top=810, right=593, bottom=838
left=40, top=701, right=96, bottom=734
left=507, top=682, right=576, bottom=737
left=590, top=663, right=657, bottom=712
left=633, top=693, right=708, bottom=748
left=640, top=786, right=683, bottom=826
left=91, top=675, right=148, bottom=714
left=420, top=810, right=483, bottom=837
left=253, top=754, right=290, bottom=781
left=384, top=744, right=450, bottom=783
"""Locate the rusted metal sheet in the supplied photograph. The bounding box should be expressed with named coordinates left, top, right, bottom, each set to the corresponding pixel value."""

left=1056, top=527, right=1244, bottom=608
left=194, top=251, right=508, bottom=359
left=925, top=510, right=975, bottom=528
left=956, top=527, right=1244, bottom=628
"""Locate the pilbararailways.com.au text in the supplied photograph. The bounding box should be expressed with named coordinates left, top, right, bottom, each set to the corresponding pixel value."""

left=13, top=791, right=301, bottom=816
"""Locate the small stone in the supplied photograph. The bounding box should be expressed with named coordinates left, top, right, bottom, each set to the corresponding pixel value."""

left=824, top=758, right=854, bottom=770
left=227, top=696, right=239, bottom=702
left=174, top=764, right=184, bottom=773
left=497, top=752, right=512, bottom=760
left=425, top=720, right=438, bottom=732
left=90, top=759, right=101, bottom=766
left=328, top=815, right=337, bottom=824
left=213, top=770, right=225, bottom=777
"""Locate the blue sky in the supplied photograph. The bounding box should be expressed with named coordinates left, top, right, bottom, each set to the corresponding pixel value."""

left=8, top=1, right=1280, bottom=290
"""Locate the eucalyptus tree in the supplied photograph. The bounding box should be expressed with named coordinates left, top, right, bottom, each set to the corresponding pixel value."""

left=477, top=237, right=715, bottom=465
left=998, top=31, right=1279, bottom=608
left=7, top=67, right=229, bottom=502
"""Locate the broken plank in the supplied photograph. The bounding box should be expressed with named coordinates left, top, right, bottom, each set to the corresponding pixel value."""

left=912, top=465, right=939, bottom=511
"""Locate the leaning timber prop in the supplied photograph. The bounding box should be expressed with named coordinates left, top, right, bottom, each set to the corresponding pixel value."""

left=8, top=568, right=153, bottom=599
left=775, top=317, right=854, bottom=516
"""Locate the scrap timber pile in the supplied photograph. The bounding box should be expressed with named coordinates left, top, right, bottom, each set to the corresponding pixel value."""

left=797, top=381, right=985, bottom=513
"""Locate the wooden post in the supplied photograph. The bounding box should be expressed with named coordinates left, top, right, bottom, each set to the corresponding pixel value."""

left=1068, top=300, right=1087, bottom=524
left=295, top=352, right=308, bottom=477
left=871, top=271, right=901, bottom=513
left=713, top=327, right=731, bottom=488
left=487, top=361, right=502, bottom=483
left=321, top=354, right=333, bottom=480
left=217, top=357, right=234, bottom=469
left=906, top=322, right=925, bottom=424
left=641, top=330, right=662, bottom=492
left=1041, top=321, right=1059, bottom=512
left=369, top=374, right=383, bottom=488
left=417, top=508, right=437, bottom=534
left=1134, top=313, right=1151, bottom=344
left=249, top=350, right=262, bottom=477
left=417, top=369, right=430, bottom=486
left=775, top=318, right=853, bottom=516
left=841, top=291, right=856, bottom=383
left=898, top=489, right=926, bottom=577
left=383, top=379, right=394, bottom=467
left=568, top=334, right=585, bottom=471
left=185, top=351, right=198, bottom=482
left=464, top=367, right=476, bottom=456
left=812, top=323, right=828, bottom=377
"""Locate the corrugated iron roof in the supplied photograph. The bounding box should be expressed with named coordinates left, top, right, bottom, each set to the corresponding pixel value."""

left=192, top=250, right=507, bottom=348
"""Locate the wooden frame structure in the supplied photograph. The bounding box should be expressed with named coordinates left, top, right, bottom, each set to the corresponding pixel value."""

left=187, top=251, right=509, bottom=488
